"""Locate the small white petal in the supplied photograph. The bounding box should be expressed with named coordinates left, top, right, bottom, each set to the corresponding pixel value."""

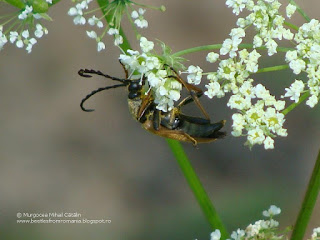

left=97, top=41, right=105, bottom=51
left=22, top=30, right=29, bottom=39
left=131, top=10, right=138, bottom=19
left=210, top=230, right=221, bottom=240
left=16, top=40, right=24, bottom=48
left=108, top=28, right=119, bottom=35
left=9, top=32, right=18, bottom=43
left=86, top=30, right=97, bottom=39
left=68, top=7, right=78, bottom=16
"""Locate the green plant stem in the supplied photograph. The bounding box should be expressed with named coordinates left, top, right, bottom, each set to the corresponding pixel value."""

left=284, top=21, right=299, bottom=31
left=290, top=149, right=320, bottom=240
left=51, top=0, right=61, bottom=6
left=288, top=0, right=311, bottom=22
left=97, top=1, right=228, bottom=237
left=172, top=44, right=295, bottom=57
left=256, top=64, right=289, bottom=73
left=166, top=139, right=229, bottom=239
left=282, top=91, right=310, bottom=115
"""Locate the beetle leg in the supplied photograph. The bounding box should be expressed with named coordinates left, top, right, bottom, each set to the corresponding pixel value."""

left=168, top=74, right=210, bottom=120
left=182, top=132, right=198, bottom=146
left=153, top=109, right=161, bottom=130
left=137, top=90, right=153, bottom=121
left=177, top=92, right=203, bottom=109
left=119, top=60, right=129, bottom=79
left=168, top=108, right=178, bottom=125
left=165, top=65, right=210, bottom=120
left=143, top=119, right=198, bottom=145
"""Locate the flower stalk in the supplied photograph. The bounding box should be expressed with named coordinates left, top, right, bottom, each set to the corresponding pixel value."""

left=288, top=0, right=311, bottom=22
left=291, top=149, right=320, bottom=240
left=282, top=91, right=310, bottom=115
left=166, top=139, right=229, bottom=239
left=256, top=65, right=289, bottom=74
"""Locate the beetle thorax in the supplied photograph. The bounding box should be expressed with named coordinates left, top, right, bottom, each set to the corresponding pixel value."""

left=127, top=98, right=142, bottom=121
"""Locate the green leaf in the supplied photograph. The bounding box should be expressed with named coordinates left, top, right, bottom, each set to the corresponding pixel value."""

left=157, top=40, right=187, bottom=70
left=38, top=13, right=53, bottom=21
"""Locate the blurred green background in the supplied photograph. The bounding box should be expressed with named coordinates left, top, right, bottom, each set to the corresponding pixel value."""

left=1, top=0, right=319, bottom=239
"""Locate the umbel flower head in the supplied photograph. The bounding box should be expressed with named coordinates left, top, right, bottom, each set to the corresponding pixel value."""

left=200, top=0, right=315, bottom=150
left=284, top=19, right=320, bottom=108
left=0, top=0, right=51, bottom=52
left=206, top=205, right=288, bottom=240
left=68, top=0, right=165, bottom=51
left=206, top=206, right=320, bottom=240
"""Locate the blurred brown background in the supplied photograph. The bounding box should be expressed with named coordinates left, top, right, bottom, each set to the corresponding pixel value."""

left=1, top=0, right=319, bottom=239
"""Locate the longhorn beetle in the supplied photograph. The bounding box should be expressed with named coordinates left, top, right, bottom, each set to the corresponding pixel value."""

left=79, top=63, right=225, bottom=145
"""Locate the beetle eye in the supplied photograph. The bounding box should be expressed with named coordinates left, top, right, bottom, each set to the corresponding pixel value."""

left=128, top=82, right=140, bottom=91
left=128, top=91, right=141, bottom=99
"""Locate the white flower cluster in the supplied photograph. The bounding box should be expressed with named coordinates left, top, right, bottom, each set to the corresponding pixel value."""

left=282, top=79, right=304, bottom=103
left=68, top=0, right=155, bottom=52
left=0, top=5, right=49, bottom=53
left=284, top=19, right=320, bottom=108
left=207, top=205, right=282, bottom=240
left=185, top=65, right=203, bottom=85
left=204, top=48, right=286, bottom=149
left=202, top=0, right=307, bottom=149
left=226, top=0, right=294, bottom=56
left=220, top=27, right=245, bottom=58
left=262, top=205, right=281, bottom=217
left=230, top=83, right=287, bottom=149
left=68, top=0, right=108, bottom=51
left=119, top=37, right=182, bottom=112
left=310, top=227, right=320, bottom=240
left=131, top=8, right=148, bottom=28
left=208, top=226, right=320, bottom=240
left=205, top=206, right=320, bottom=240
left=68, top=0, right=92, bottom=25
left=205, top=49, right=261, bottom=99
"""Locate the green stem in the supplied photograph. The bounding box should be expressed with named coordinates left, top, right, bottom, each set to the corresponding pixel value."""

left=290, top=149, right=320, bottom=240
left=166, top=139, right=229, bottom=239
left=172, top=44, right=295, bottom=57
left=282, top=91, right=310, bottom=115
left=256, top=64, right=289, bottom=73
left=288, top=0, right=311, bottom=22
left=284, top=21, right=299, bottom=31
left=96, top=1, right=228, bottom=237
left=51, top=0, right=61, bottom=6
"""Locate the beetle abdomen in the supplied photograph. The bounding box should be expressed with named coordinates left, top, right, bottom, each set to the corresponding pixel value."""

left=178, top=120, right=225, bottom=138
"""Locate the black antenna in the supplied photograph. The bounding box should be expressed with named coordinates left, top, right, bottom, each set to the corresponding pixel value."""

left=78, top=69, right=131, bottom=84
left=80, top=84, right=127, bottom=112
left=79, top=68, right=132, bottom=112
